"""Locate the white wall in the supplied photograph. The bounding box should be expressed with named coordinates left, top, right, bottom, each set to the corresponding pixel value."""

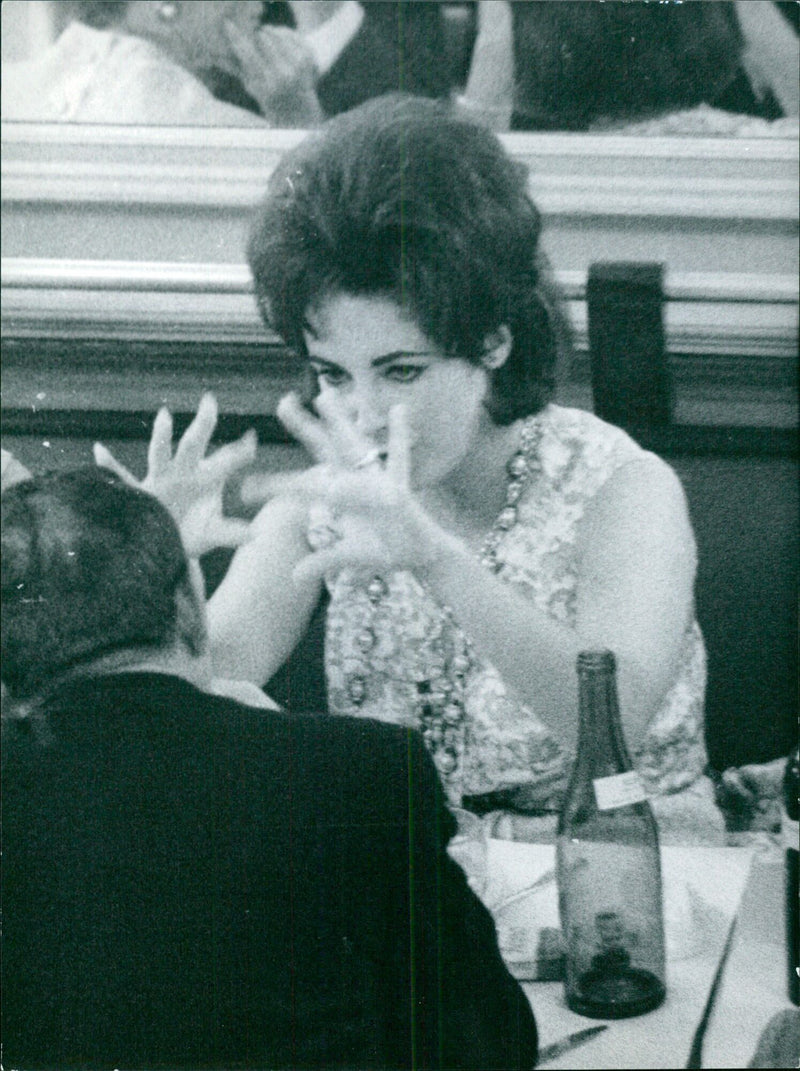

left=1, top=1, right=58, bottom=63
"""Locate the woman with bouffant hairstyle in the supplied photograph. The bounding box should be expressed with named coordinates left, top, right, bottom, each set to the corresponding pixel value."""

left=112, top=95, right=725, bottom=846
left=248, top=94, right=569, bottom=424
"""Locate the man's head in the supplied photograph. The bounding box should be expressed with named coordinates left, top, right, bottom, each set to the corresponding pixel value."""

left=1, top=467, right=206, bottom=700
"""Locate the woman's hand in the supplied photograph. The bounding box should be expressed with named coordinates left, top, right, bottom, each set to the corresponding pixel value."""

left=93, top=393, right=257, bottom=559
left=714, top=758, right=785, bottom=833
left=223, top=19, right=322, bottom=126
left=242, top=392, right=454, bottom=584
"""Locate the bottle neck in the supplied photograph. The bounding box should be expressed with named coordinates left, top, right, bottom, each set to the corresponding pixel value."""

left=575, top=664, right=633, bottom=778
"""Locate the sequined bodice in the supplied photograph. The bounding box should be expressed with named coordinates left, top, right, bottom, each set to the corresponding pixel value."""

left=319, top=405, right=708, bottom=809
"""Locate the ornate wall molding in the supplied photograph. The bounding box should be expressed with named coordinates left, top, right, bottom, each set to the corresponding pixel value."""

left=3, top=257, right=796, bottom=361
left=2, top=123, right=797, bottom=431
left=3, top=123, right=797, bottom=220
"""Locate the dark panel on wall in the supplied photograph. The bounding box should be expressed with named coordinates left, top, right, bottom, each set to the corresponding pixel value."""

left=671, top=454, right=799, bottom=769
left=588, top=261, right=673, bottom=428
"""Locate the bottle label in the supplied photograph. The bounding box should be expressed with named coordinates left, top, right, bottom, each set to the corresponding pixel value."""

left=593, top=770, right=648, bottom=811
left=783, top=814, right=799, bottom=854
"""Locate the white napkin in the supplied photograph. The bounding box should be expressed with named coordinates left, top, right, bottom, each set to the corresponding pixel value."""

left=661, top=846, right=754, bottom=961
left=448, top=836, right=754, bottom=980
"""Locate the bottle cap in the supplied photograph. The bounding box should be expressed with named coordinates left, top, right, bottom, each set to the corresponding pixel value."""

left=577, top=649, right=616, bottom=673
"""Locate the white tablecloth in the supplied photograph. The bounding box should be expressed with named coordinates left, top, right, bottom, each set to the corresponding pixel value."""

left=465, top=841, right=792, bottom=1068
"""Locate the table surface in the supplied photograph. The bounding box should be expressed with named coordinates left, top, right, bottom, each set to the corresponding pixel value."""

left=476, top=841, right=796, bottom=1069
left=702, top=847, right=795, bottom=1069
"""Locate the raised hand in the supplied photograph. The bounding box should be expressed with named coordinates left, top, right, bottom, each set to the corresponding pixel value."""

left=242, top=393, right=451, bottom=585
left=223, top=19, right=322, bottom=126
left=94, top=393, right=257, bottom=559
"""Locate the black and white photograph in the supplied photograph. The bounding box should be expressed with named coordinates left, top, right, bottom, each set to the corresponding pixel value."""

left=1, top=2, right=798, bottom=1068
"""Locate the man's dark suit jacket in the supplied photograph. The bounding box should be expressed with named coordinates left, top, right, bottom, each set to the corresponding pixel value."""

left=2, top=672, right=537, bottom=1070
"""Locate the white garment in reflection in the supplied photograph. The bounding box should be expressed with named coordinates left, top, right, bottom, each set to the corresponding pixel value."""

left=1, top=21, right=266, bottom=125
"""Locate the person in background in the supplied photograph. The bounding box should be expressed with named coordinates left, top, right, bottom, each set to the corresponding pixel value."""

left=438, top=0, right=797, bottom=134
left=216, top=1, right=513, bottom=129
left=1, top=0, right=321, bottom=126
left=287, top=1, right=448, bottom=119
left=509, top=0, right=794, bottom=133
left=104, top=95, right=726, bottom=849
left=1, top=463, right=538, bottom=1070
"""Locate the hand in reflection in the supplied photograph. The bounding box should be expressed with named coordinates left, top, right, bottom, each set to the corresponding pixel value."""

left=94, top=393, right=256, bottom=559
left=223, top=19, right=322, bottom=126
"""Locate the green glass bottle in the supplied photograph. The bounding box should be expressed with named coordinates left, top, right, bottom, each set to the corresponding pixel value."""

left=556, top=650, right=666, bottom=1018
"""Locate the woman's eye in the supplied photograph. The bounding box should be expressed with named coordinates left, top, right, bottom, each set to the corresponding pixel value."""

left=385, top=365, right=425, bottom=383
left=313, top=367, right=347, bottom=386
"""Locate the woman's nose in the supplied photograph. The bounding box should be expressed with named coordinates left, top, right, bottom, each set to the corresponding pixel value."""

left=350, top=391, right=387, bottom=440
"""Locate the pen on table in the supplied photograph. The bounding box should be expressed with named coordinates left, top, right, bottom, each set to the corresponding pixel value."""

left=538, top=1024, right=608, bottom=1065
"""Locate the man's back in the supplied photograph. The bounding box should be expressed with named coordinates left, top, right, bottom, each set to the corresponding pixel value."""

left=2, top=671, right=537, bottom=1070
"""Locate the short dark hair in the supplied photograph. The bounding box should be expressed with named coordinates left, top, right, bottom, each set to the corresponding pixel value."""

left=512, top=1, right=744, bottom=130
left=248, top=94, right=571, bottom=425
left=1, top=468, right=192, bottom=699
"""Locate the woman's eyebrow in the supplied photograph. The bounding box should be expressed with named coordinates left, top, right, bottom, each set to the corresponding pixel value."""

left=308, top=351, right=435, bottom=369
left=371, top=351, right=435, bottom=367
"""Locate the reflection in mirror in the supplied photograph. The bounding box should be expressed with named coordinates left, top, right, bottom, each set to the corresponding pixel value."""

left=1, top=1, right=798, bottom=135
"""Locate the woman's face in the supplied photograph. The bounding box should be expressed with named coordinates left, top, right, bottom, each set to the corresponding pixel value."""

left=303, top=293, right=495, bottom=489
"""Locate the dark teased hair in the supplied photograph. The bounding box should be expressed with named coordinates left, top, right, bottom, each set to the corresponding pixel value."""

left=1, top=467, right=194, bottom=699
left=512, top=1, right=745, bottom=130
left=248, top=94, right=571, bottom=425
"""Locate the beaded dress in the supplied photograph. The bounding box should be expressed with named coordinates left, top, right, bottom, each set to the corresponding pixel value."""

left=314, top=404, right=711, bottom=827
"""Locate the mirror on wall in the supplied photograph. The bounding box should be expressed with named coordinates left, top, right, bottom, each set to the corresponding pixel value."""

left=2, top=1, right=797, bottom=434
left=2, top=1, right=798, bottom=135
